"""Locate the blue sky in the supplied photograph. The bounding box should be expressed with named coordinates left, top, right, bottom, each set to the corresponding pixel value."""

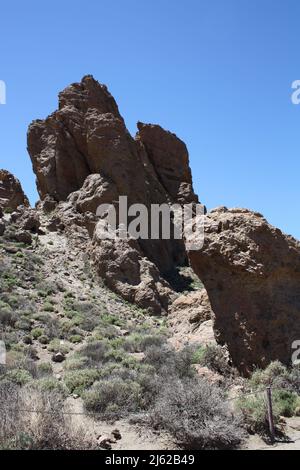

left=0, top=0, right=299, bottom=238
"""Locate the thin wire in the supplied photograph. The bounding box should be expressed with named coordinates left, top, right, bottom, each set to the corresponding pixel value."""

left=0, top=386, right=278, bottom=414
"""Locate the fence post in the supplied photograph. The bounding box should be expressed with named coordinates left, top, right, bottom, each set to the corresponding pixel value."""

left=266, top=386, right=275, bottom=443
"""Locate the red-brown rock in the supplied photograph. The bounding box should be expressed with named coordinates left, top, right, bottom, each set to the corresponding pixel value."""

left=0, top=169, right=29, bottom=211
left=188, top=207, right=300, bottom=375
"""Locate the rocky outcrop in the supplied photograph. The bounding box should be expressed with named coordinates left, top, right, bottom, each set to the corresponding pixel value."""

left=27, top=76, right=198, bottom=313
left=169, top=290, right=215, bottom=348
left=0, top=170, right=29, bottom=211
left=92, top=229, right=172, bottom=315
left=188, top=207, right=300, bottom=374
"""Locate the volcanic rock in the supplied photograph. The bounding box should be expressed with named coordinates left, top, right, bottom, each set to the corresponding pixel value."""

left=0, top=169, right=29, bottom=211
left=27, top=75, right=199, bottom=313
left=188, top=207, right=300, bottom=374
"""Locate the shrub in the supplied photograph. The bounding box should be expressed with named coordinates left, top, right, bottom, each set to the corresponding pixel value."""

left=2, top=368, right=32, bottom=386
left=31, top=378, right=67, bottom=396
left=149, top=378, right=244, bottom=449
left=47, top=339, right=70, bottom=355
left=94, top=325, right=119, bottom=340
left=15, top=317, right=32, bottom=331
left=198, top=345, right=233, bottom=376
left=83, top=379, right=142, bottom=419
left=250, top=361, right=300, bottom=394
left=69, top=334, right=83, bottom=344
left=37, top=362, right=53, bottom=377
left=123, top=334, right=166, bottom=353
left=0, top=382, right=94, bottom=449
left=144, top=344, right=195, bottom=379
left=237, top=394, right=279, bottom=434
left=43, top=302, right=54, bottom=312
left=250, top=361, right=288, bottom=389
left=63, top=355, right=89, bottom=371
left=289, top=366, right=300, bottom=394
left=0, top=306, right=16, bottom=327
left=31, top=328, right=44, bottom=339
left=80, top=340, right=111, bottom=365
left=272, top=389, right=300, bottom=417
left=64, top=369, right=101, bottom=395
left=38, top=335, right=50, bottom=345
left=191, top=345, right=206, bottom=364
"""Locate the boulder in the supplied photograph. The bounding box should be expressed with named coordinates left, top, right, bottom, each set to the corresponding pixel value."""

left=0, top=170, right=29, bottom=211
left=51, top=352, right=65, bottom=363
left=188, top=207, right=300, bottom=375
left=13, top=230, right=32, bottom=245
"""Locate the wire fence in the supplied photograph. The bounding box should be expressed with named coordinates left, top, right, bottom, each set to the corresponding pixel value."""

left=0, top=384, right=298, bottom=448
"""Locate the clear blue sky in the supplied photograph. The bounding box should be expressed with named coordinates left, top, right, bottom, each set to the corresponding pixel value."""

left=0, top=0, right=299, bottom=238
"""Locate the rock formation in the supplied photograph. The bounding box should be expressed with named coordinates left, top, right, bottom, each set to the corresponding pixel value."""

left=27, top=75, right=199, bottom=313
left=169, top=290, right=216, bottom=349
left=0, top=169, right=29, bottom=211
left=188, top=207, right=300, bottom=374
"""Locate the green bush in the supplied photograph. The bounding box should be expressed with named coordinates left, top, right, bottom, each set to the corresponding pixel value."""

left=238, top=395, right=268, bottom=434
left=249, top=361, right=300, bottom=394
left=63, top=355, right=89, bottom=371
left=80, top=340, right=111, bottom=365
left=31, top=328, right=44, bottom=339
left=83, top=379, right=142, bottom=418
left=15, top=317, right=32, bottom=331
left=43, top=302, right=54, bottom=312
left=272, top=389, right=300, bottom=417
left=3, top=368, right=32, bottom=386
left=47, top=339, right=70, bottom=355
left=123, top=334, right=166, bottom=353
left=37, top=362, right=53, bottom=377
left=38, top=335, right=50, bottom=345
left=191, top=345, right=206, bottom=364
left=64, top=369, right=101, bottom=395
left=31, top=378, right=67, bottom=396
left=144, top=344, right=195, bottom=379
left=69, top=334, right=83, bottom=344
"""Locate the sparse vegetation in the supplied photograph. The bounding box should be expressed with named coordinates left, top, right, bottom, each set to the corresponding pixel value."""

left=238, top=361, right=300, bottom=435
left=0, top=383, right=93, bottom=449
left=147, top=377, right=245, bottom=449
left=1, top=222, right=299, bottom=450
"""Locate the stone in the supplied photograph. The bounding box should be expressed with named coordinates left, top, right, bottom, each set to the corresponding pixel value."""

left=0, top=169, right=29, bottom=211
left=188, top=207, right=300, bottom=375
left=27, top=75, right=199, bottom=313
left=111, top=429, right=122, bottom=440
left=4, top=245, right=19, bottom=254
left=51, top=352, right=65, bottom=363
left=97, top=435, right=113, bottom=449
left=13, top=230, right=32, bottom=245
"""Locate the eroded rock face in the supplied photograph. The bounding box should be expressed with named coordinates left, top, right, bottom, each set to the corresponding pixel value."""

left=0, top=170, right=29, bottom=211
left=27, top=76, right=198, bottom=313
left=168, top=290, right=215, bottom=348
left=188, top=207, right=300, bottom=374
